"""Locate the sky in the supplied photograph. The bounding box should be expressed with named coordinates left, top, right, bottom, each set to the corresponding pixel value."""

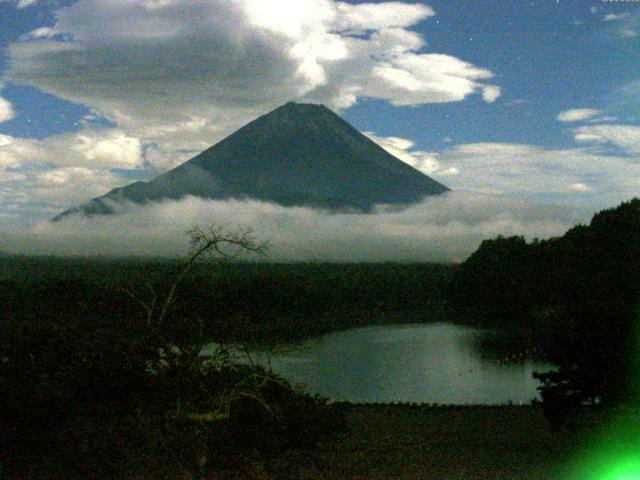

left=0, top=0, right=638, bottom=259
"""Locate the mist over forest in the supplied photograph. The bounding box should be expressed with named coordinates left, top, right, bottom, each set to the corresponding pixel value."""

left=1, top=192, right=590, bottom=262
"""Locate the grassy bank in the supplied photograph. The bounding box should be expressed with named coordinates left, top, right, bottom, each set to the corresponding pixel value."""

left=227, top=403, right=586, bottom=479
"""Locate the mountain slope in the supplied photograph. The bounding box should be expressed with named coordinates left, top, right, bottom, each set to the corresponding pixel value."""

left=54, top=102, right=449, bottom=220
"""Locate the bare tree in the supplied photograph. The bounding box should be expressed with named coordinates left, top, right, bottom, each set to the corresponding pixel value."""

left=122, top=225, right=272, bottom=478
left=161, top=225, right=267, bottom=326
left=125, top=224, right=266, bottom=324
left=122, top=225, right=266, bottom=370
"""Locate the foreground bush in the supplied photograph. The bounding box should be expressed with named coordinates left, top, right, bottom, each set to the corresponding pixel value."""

left=0, top=226, right=342, bottom=479
left=0, top=317, right=340, bottom=478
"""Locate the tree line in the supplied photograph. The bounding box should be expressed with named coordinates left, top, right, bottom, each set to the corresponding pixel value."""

left=450, top=198, right=640, bottom=425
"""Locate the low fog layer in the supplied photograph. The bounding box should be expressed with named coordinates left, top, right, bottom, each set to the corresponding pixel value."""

left=0, top=192, right=591, bottom=263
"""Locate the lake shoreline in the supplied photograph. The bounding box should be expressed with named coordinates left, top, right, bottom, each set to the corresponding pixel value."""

left=210, top=322, right=551, bottom=405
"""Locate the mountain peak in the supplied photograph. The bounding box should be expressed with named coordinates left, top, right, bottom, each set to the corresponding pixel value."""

left=282, top=101, right=326, bottom=109
left=264, top=102, right=336, bottom=117
left=53, top=102, right=449, bottom=221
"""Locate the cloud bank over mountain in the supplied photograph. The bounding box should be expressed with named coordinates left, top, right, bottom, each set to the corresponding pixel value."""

left=1, top=192, right=589, bottom=262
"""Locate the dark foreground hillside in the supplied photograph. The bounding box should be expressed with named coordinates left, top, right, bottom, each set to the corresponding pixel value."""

left=271, top=404, right=567, bottom=480
left=0, top=256, right=456, bottom=480
left=173, top=403, right=594, bottom=480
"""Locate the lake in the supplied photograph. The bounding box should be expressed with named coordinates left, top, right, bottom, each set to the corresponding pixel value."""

left=204, top=323, right=552, bottom=405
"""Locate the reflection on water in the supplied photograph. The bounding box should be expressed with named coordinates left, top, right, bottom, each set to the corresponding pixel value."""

left=205, top=323, right=552, bottom=405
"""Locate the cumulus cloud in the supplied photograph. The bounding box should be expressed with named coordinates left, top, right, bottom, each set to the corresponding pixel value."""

left=557, top=108, right=601, bottom=123
left=569, top=183, right=593, bottom=192
left=358, top=131, right=640, bottom=206
left=603, top=13, right=628, bottom=22
left=603, top=10, right=639, bottom=38
left=4, top=0, right=499, bottom=169
left=3, top=123, right=637, bottom=227
left=0, top=96, right=15, bottom=123
left=364, top=132, right=459, bottom=176
left=0, top=193, right=589, bottom=262
left=333, top=2, right=434, bottom=32
left=364, top=51, right=497, bottom=106
left=16, top=0, right=37, bottom=9
left=573, top=124, right=640, bottom=154
left=0, top=129, right=143, bottom=169
left=0, top=128, right=145, bottom=223
left=482, top=85, right=501, bottom=103
left=402, top=141, right=640, bottom=207
left=20, top=27, right=65, bottom=41
left=0, top=165, right=125, bottom=222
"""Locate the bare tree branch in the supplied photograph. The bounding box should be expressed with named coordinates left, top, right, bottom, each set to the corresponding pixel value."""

left=155, top=225, right=267, bottom=326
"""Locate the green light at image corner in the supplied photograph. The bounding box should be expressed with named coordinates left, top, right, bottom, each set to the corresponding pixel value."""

left=587, top=457, right=640, bottom=480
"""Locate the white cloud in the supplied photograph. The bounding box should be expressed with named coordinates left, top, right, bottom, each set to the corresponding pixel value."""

left=482, top=85, right=501, bottom=103
left=573, top=124, right=640, bottom=154
left=604, top=10, right=639, bottom=38
left=603, top=13, right=628, bottom=22
left=573, top=132, right=603, bottom=143
left=73, top=132, right=143, bottom=169
left=0, top=96, right=15, bottom=123
left=16, top=0, right=37, bottom=9
left=0, top=129, right=143, bottom=169
left=352, top=131, right=640, bottom=207
left=569, top=183, right=592, bottom=192
left=0, top=193, right=588, bottom=262
left=333, top=2, right=434, bottom=32
left=557, top=108, right=601, bottom=122
left=4, top=122, right=638, bottom=227
left=424, top=142, right=640, bottom=208
left=21, top=27, right=61, bottom=40
left=365, top=51, right=497, bottom=106
left=620, top=28, right=638, bottom=38
left=0, top=128, right=146, bottom=223
left=588, top=116, right=617, bottom=124
left=4, top=0, right=499, bottom=176
left=0, top=135, right=23, bottom=167
left=359, top=132, right=640, bottom=204
left=0, top=164, right=125, bottom=222
left=364, top=131, right=458, bottom=176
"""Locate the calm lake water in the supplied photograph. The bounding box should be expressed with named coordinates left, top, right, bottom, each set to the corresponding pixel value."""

left=205, top=323, right=552, bottom=405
